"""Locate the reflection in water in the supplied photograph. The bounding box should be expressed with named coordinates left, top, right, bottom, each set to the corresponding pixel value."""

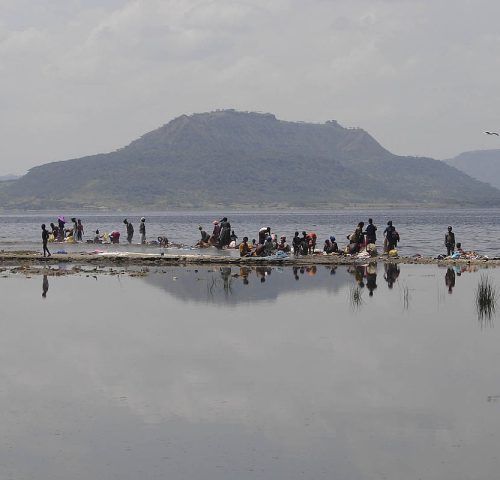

left=366, top=263, right=377, bottom=297
left=220, top=267, right=233, bottom=294
left=349, top=284, right=364, bottom=310
left=42, top=274, right=49, bottom=298
left=348, top=265, right=366, bottom=288
left=146, top=264, right=389, bottom=307
left=255, top=266, right=272, bottom=283
left=445, top=267, right=456, bottom=294
left=147, top=265, right=354, bottom=305
left=4, top=264, right=500, bottom=479
left=475, top=274, right=497, bottom=327
left=384, top=263, right=400, bottom=289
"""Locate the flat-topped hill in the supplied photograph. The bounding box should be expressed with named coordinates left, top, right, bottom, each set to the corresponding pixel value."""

left=2, top=110, right=499, bottom=209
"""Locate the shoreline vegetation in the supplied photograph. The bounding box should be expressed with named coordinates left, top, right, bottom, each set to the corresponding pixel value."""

left=0, top=251, right=498, bottom=275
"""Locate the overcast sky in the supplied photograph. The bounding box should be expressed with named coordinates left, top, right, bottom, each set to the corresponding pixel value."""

left=1, top=0, right=500, bottom=175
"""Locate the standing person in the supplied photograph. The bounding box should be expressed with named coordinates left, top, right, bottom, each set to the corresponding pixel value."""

left=292, top=232, right=301, bottom=256
left=365, top=218, right=377, bottom=245
left=77, top=219, right=84, bottom=241
left=71, top=218, right=78, bottom=240
left=258, top=226, right=271, bottom=245
left=211, top=220, right=221, bottom=245
left=445, top=226, right=455, bottom=256
left=384, top=221, right=399, bottom=252
left=218, top=217, right=231, bottom=247
left=300, top=231, right=309, bottom=255
left=139, top=217, right=146, bottom=244
left=306, top=232, right=317, bottom=254
left=57, top=216, right=65, bottom=241
left=41, top=224, right=51, bottom=257
left=124, top=219, right=134, bottom=244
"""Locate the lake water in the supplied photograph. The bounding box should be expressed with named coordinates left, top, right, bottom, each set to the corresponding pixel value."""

left=1, top=263, right=500, bottom=479
left=0, top=207, right=499, bottom=257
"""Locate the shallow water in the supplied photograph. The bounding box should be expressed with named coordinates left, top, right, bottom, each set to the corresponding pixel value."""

left=1, top=207, right=500, bottom=257
left=1, top=264, right=500, bottom=479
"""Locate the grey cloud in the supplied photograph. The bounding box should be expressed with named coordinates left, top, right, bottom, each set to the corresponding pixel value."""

left=1, top=0, right=500, bottom=174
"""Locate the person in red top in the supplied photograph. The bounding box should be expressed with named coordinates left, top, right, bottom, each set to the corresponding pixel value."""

left=307, top=232, right=317, bottom=254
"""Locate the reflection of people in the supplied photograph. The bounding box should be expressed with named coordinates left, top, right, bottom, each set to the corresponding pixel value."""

left=445, top=267, right=456, bottom=294
left=42, top=274, right=49, bottom=298
left=366, top=263, right=377, bottom=296
left=353, top=265, right=365, bottom=287
left=239, top=267, right=251, bottom=285
left=220, top=267, right=232, bottom=292
left=256, top=266, right=271, bottom=283
left=306, top=266, right=317, bottom=276
left=384, top=263, right=400, bottom=289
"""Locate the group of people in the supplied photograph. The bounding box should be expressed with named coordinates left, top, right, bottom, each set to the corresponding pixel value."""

left=41, top=216, right=84, bottom=257
left=196, top=218, right=237, bottom=248
left=41, top=216, right=148, bottom=250
left=227, top=219, right=400, bottom=258
left=94, top=218, right=146, bottom=245
left=43, top=216, right=84, bottom=243
left=233, top=219, right=400, bottom=258
left=441, top=226, right=481, bottom=260
left=41, top=215, right=477, bottom=261
left=344, top=218, right=400, bottom=255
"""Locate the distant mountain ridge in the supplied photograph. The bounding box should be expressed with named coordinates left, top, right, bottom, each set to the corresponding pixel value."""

left=1, top=110, right=500, bottom=210
left=445, top=149, right=500, bottom=190
left=0, top=174, right=20, bottom=182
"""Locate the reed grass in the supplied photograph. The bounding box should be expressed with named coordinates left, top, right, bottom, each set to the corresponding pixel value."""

left=475, top=274, right=497, bottom=325
left=349, top=284, right=364, bottom=309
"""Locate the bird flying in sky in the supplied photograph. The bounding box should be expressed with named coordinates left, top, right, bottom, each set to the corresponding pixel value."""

left=485, top=131, right=499, bottom=136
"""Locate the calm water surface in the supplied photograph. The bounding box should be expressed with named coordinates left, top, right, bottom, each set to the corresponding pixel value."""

left=0, top=264, right=499, bottom=479
left=1, top=208, right=500, bottom=257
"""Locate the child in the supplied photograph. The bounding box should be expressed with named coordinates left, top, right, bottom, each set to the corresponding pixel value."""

left=41, top=224, right=51, bottom=257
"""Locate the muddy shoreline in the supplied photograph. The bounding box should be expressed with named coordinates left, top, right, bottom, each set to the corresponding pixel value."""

left=0, top=250, right=497, bottom=271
